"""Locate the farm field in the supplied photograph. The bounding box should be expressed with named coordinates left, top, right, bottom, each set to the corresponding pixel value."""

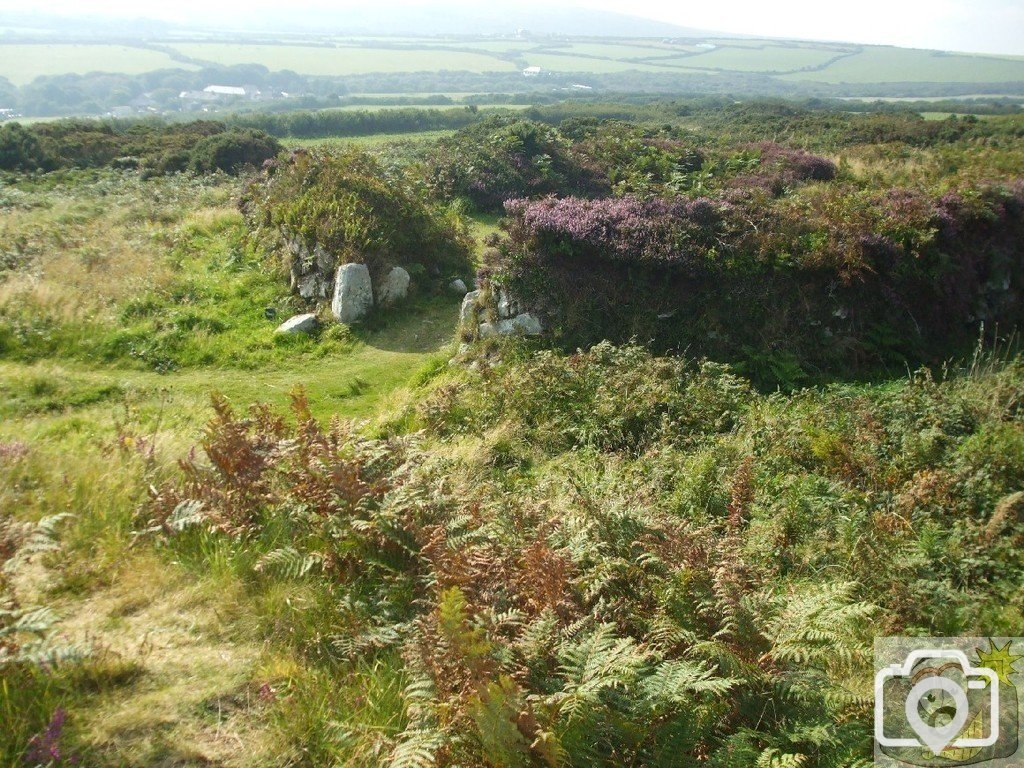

left=0, top=44, right=196, bottom=86
left=168, top=42, right=519, bottom=74
left=2, top=35, right=1024, bottom=95
left=782, top=46, right=1024, bottom=82
left=279, top=129, right=458, bottom=148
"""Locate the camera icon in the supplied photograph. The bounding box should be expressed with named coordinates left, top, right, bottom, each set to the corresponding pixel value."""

left=875, top=649, right=1000, bottom=757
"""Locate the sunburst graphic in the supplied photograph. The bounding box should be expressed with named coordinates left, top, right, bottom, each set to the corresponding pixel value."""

left=976, top=639, right=1023, bottom=687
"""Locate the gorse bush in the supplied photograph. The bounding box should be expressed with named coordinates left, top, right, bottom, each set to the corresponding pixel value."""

left=244, top=147, right=473, bottom=284
left=151, top=346, right=1024, bottom=766
left=0, top=119, right=281, bottom=175
left=425, top=117, right=608, bottom=211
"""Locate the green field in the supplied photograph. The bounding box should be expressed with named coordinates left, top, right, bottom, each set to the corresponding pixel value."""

left=0, top=44, right=195, bottom=85
left=170, top=43, right=518, bottom=75
left=2, top=33, right=1023, bottom=108
left=522, top=52, right=696, bottom=74
left=280, top=129, right=457, bottom=148
left=783, top=46, right=1024, bottom=83
left=673, top=44, right=847, bottom=72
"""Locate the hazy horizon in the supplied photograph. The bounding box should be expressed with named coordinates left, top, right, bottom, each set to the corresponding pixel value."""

left=1, top=0, right=1022, bottom=56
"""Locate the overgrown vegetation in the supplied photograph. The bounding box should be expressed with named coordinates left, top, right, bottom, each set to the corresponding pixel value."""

left=139, top=343, right=1024, bottom=766
left=243, top=147, right=474, bottom=287
left=2, top=98, right=1023, bottom=767
left=0, top=120, right=280, bottom=175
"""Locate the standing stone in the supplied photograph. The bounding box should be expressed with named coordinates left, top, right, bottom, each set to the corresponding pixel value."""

left=332, top=263, right=373, bottom=323
left=275, top=313, right=319, bottom=335
left=449, top=278, right=468, bottom=295
left=378, top=266, right=411, bottom=306
left=459, top=290, right=480, bottom=326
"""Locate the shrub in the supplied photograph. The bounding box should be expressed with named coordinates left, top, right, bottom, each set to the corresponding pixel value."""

left=187, top=129, right=282, bottom=174
left=152, top=351, right=1024, bottom=766
left=0, top=123, right=56, bottom=172
left=489, top=182, right=1024, bottom=384
left=243, top=147, right=473, bottom=284
left=425, top=117, right=606, bottom=211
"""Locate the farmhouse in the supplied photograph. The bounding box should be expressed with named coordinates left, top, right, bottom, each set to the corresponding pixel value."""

left=522, top=66, right=542, bottom=77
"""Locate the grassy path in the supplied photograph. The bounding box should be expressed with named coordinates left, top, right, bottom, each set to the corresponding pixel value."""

left=1, top=297, right=461, bottom=766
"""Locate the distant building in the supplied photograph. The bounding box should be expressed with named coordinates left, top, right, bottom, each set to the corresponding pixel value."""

left=522, top=66, right=542, bottom=77
left=179, top=84, right=280, bottom=111
left=203, top=85, right=247, bottom=97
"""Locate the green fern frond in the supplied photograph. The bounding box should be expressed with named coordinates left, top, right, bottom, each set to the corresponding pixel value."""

left=255, top=546, right=324, bottom=579
left=389, top=728, right=443, bottom=768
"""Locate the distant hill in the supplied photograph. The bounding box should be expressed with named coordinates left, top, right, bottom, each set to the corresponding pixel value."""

left=0, top=5, right=717, bottom=39
left=245, top=4, right=718, bottom=37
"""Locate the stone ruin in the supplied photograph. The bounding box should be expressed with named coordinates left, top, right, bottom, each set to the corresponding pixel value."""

left=276, top=235, right=545, bottom=341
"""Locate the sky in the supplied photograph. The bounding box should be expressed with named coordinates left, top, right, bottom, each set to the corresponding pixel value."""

left=4, top=0, right=1023, bottom=56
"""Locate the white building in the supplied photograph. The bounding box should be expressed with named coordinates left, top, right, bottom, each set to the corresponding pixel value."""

left=203, top=85, right=247, bottom=97
left=522, top=66, right=542, bottom=77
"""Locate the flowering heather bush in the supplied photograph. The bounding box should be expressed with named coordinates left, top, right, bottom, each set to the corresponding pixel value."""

left=23, top=708, right=78, bottom=766
left=501, top=195, right=733, bottom=269
left=754, top=141, right=837, bottom=183
left=491, top=181, right=1024, bottom=382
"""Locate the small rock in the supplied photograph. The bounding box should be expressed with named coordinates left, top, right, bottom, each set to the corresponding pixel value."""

left=378, top=266, right=411, bottom=306
left=449, top=278, right=468, bottom=295
left=314, top=245, right=335, bottom=273
left=459, top=290, right=480, bottom=326
left=264, top=307, right=278, bottom=320
left=496, top=288, right=517, bottom=320
left=275, top=313, right=318, bottom=335
left=332, top=263, right=374, bottom=323
left=512, top=312, right=543, bottom=336
left=478, top=313, right=542, bottom=338
left=298, top=273, right=321, bottom=300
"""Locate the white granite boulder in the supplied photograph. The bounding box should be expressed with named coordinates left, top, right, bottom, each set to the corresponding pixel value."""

left=275, top=313, right=319, bottom=335
left=448, top=278, right=468, bottom=295
left=459, top=290, right=480, bottom=326
left=378, top=266, right=411, bottom=306
left=479, top=312, right=542, bottom=338
left=332, top=263, right=373, bottom=323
